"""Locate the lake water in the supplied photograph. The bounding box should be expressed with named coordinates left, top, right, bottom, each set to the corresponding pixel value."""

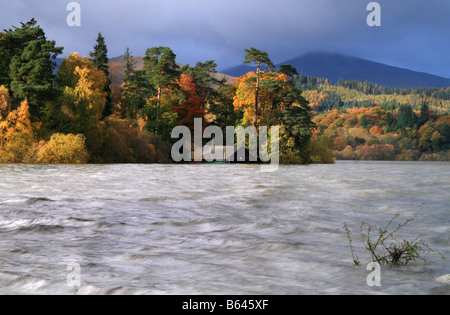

left=0, top=161, right=448, bottom=295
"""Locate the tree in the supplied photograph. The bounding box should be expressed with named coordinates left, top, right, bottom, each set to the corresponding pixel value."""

left=123, top=47, right=136, bottom=82
left=302, top=89, right=328, bottom=112
left=418, top=124, right=434, bottom=152
left=89, top=32, right=112, bottom=117
left=360, top=114, right=368, bottom=128
left=144, top=46, right=179, bottom=103
left=396, top=104, right=417, bottom=130
left=209, top=84, right=242, bottom=129
left=34, top=133, right=90, bottom=164
left=121, top=47, right=149, bottom=118
left=430, top=131, right=445, bottom=151
left=172, top=74, right=205, bottom=131
left=89, top=33, right=109, bottom=76
left=143, top=46, right=180, bottom=133
left=0, top=99, right=35, bottom=145
left=1, top=19, right=48, bottom=87
left=234, top=71, right=315, bottom=162
left=277, top=64, right=299, bottom=77
left=0, top=85, right=11, bottom=118
left=281, top=99, right=316, bottom=162
left=0, top=32, right=10, bottom=88
left=3, top=19, right=63, bottom=119
left=57, top=53, right=107, bottom=134
left=0, top=99, right=37, bottom=162
left=108, top=62, right=125, bottom=116
left=434, top=115, right=450, bottom=148
left=418, top=102, right=432, bottom=127
left=243, top=48, right=274, bottom=130
left=319, top=93, right=343, bottom=111
left=181, top=60, right=225, bottom=110
left=369, top=125, right=383, bottom=135
left=234, top=71, right=295, bottom=126
left=122, top=69, right=153, bottom=119
left=141, top=98, right=178, bottom=143
left=101, top=118, right=163, bottom=163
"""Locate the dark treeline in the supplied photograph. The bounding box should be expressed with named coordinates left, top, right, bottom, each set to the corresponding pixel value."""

left=293, top=73, right=450, bottom=101
left=291, top=73, right=450, bottom=115
left=336, top=79, right=450, bottom=100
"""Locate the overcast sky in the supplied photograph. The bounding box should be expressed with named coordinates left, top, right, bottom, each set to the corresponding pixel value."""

left=1, top=0, right=450, bottom=77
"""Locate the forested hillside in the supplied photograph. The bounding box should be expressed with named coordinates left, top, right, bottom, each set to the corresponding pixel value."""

left=294, top=75, right=450, bottom=161
left=295, top=75, right=450, bottom=114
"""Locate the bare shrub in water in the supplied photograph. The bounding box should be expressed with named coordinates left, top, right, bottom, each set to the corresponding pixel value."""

left=344, top=214, right=445, bottom=267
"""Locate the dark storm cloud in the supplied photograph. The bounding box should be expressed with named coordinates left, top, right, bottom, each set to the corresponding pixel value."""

left=1, top=0, right=449, bottom=77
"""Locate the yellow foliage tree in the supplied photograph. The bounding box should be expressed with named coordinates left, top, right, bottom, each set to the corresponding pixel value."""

left=0, top=99, right=34, bottom=143
left=34, top=133, right=89, bottom=164
left=233, top=71, right=293, bottom=127
left=0, top=99, right=38, bottom=162
left=302, top=90, right=328, bottom=112
left=58, top=52, right=107, bottom=134
left=0, top=85, right=11, bottom=119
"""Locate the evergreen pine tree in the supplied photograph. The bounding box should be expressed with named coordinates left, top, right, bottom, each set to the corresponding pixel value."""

left=89, top=33, right=109, bottom=76
left=418, top=102, right=431, bottom=127
left=143, top=47, right=180, bottom=134
left=277, top=64, right=299, bottom=78
left=3, top=19, right=63, bottom=119
left=181, top=60, right=225, bottom=110
left=243, top=47, right=274, bottom=130
left=89, top=32, right=112, bottom=117
left=123, top=47, right=136, bottom=82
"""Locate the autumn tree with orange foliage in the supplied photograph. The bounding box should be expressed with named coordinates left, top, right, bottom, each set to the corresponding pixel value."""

left=243, top=48, right=275, bottom=130
left=172, top=74, right=205, bottom=132
left=0, top=85, right=11, bottom=118
left=0, top=98, right=39, bottom=162
left=233, top=71, right=294, bottom=127
left=0, top=99, right=35, bottom=143
left=369, top=125, right=383, bottom=135
left=233, top=67, right=316, bottom=163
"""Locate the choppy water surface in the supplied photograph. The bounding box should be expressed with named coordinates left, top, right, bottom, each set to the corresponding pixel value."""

left=0, top=161, right=448, bottom=295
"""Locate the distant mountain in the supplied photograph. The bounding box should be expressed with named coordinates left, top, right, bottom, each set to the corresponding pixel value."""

left=220, top=52, right=450, bottom=89
left=219, top=64, right=264, bottom=78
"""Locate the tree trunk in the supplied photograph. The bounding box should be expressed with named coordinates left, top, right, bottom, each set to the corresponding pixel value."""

left=254, top=61, right=260, bottom=130
left=156, top=85, right=162, bottom=134
left=254, top=62, right=261, bottom=160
